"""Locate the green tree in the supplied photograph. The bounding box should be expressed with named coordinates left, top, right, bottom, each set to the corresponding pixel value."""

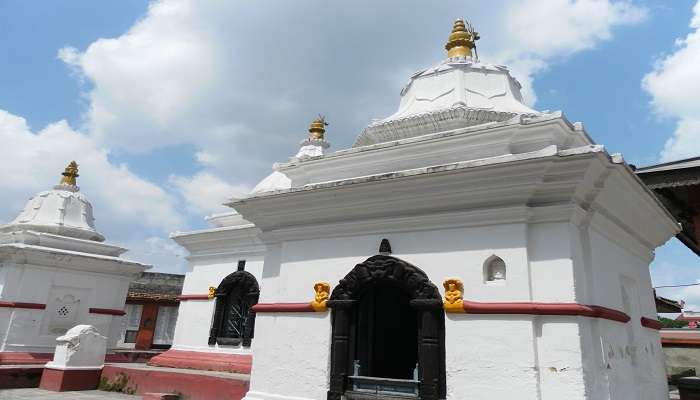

left=659, top=316, right=690, bottom=328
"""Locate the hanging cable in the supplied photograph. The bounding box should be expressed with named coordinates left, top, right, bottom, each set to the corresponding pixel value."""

left=654, top=282, right=700, bottom=289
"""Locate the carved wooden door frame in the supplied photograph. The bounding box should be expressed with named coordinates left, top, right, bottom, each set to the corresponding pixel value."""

left=326, top=255, right=446, bottom=400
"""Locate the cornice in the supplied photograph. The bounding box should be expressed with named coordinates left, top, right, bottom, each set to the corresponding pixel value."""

left=0, top=230, right=126, bottom=257
left=170, top=224, right=263, bottom=257
left=272, top=115, right=591, bottom=189
left=261, top=206, right=537, bottom=242
left=233, top=146, right=594, bottom=231
left=233, top=147, right=676, bottom=259
left=354, top=106, right=519, bottom=147
left=185, top=246, right=267, bottom=263
left=0, top=244, right=149, bottom=276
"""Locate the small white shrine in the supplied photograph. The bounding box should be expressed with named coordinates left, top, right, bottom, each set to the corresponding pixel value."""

left=163, top=20, right=680, bottom=400
left=0, top=162, right=149, bottom=363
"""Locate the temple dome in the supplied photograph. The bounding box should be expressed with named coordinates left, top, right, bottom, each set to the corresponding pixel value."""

left=0, top=161, right=105, bottom=242
left=250, top=171, right=291, bottom=195
left=353, top=19, right=539, bottom=147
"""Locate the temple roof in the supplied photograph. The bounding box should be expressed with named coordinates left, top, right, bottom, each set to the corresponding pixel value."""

left=0, top=161, right=105, bottom=242
left=353, top=19, right=539, bottom=147
left=127, top=272, right=184, bottom=303
left=636, top=156, right=700, bottom=256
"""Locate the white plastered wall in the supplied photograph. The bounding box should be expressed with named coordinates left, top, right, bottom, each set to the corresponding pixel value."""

left=171, top=255, right=264, bottom=354
left=247, top=222, right=594, bottom=400
left=574, top=225, right=666, bottom=400
left=0, top=262, right=131, bottom=353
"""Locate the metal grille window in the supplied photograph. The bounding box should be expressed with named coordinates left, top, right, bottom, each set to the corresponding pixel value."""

left=209, top=270, right=259, bottom=347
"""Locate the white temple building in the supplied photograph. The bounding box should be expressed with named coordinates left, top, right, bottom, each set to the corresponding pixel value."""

left=0, top=162, right=150, bottom=364
left=155, top=20, right=680, bottom=400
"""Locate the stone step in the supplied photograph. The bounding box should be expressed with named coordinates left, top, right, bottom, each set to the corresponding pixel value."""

left=0, top=365, right=44, bottom=389
left=112, top=349, right=165, bottom=364
left=99, top=363, right=249, bottom=400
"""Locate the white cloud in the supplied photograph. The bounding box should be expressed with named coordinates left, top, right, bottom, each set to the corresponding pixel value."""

left=124, top=236, right=189, bottom=273
left=170, top=172, right=250, bottom=215
left=0, top=108, right=184, bottom=239
left=0, top=1, right=649, bottom=273
left=642, top=1, right=700, bottom=162
left=494, top=0, right=647, bottom=104
left=59, top=0, right=647, bottom=183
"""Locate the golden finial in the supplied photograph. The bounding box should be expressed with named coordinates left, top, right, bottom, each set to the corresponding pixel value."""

left=308, top=115, right=328, bottom=140
left=59, top=161, right=79, bottom=186
left=208, top=286, right=217, bottom=299
left=445, top=19, right=479, bottom=58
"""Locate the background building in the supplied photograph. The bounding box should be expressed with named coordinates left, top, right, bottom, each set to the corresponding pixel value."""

left=636, top=157, right=700, bottom=257
left=118, top=272, right=184, bottom=351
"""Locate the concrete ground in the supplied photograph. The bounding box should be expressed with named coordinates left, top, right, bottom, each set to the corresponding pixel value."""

left=0, top=389, right=140, bottom=399
left=0, top=386, right=683, bottom=399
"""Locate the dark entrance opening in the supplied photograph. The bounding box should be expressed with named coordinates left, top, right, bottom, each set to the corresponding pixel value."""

left=356, top=283, right=418, bottom=379
left=327, top=255, right=446, bottom=400
left=208, top=270, right=259, bottom=347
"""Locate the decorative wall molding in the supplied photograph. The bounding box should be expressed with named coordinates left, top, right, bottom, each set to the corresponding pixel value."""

left=88, top=308, right=126, bottom=316
left=355, top=105, right=518, bottom=147
left=0, top=300, right=46, bottom=310
left=252, top=303, right=315, bottom=313
left=0, top=244, right=147, bottom=277
left=177, top=294, right=211, bottom=301
left=458, top=300, right=630, bottom=323
left=252, top=298, right=632, bottom=324
left=640, top=317, right=663, bottom=330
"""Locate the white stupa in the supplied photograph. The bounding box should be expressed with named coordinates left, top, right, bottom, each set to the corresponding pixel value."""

left=0, top=162, right=149, bottom=363
left=163, top=19, right=678, bottom=400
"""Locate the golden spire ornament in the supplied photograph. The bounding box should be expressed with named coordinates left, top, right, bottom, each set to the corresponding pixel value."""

left=295, top=115, right=331, bottom=159
left=445, top=19, right=479, bottom=58
left=59, top=161, right=79, bottom=186
left=308, top=115, right=328, bottom=140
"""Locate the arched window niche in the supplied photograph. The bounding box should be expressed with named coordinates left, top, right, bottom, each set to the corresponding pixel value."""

left=484, top=255, right=507, bottom=284
left=208, top=270, right=260, bottom=347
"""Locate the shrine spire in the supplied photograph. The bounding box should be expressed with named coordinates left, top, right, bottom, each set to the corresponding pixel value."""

left=59, top=161, right=79, bottom=186
left=445, top=19, right=479, bottom=59
left=308, top=115, right=328, bottom=140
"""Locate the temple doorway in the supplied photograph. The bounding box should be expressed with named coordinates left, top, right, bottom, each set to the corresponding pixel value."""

left=327, top=255, right=446, bottom=400
left=356, top=282, right=418, bottom=380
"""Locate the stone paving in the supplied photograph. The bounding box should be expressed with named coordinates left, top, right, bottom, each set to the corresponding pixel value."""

left=0, top=389, right=140, bottom=399
left=0, top=387, right=683, bottom=399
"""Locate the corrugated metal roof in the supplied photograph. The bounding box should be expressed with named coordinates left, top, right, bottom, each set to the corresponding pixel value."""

left=637, top=156, right=700, bottom=174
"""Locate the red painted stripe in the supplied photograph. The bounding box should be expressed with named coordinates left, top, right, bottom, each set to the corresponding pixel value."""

left=89, top=308, right=126, bottom=316
left=461, top=300, right=630, bottom=323
left=252, top=303, right=314, bottom=312
left=661, top=337, right=700, bottom=346
left=641, top=317, right=663, bottom=330
left=177, top=294, right=210, bottom=301
left=0, top=301, right=46, bottom=310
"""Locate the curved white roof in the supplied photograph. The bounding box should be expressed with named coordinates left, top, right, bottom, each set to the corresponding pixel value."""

left=250, top=170, right=292, bottom=195
left=354, top=56, right=539, bottom=147
left=1, top=183, right=104, bottom=242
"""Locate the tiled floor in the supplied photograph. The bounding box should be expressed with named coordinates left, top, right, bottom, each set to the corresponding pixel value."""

left=0, top=389, right=140, bottom=399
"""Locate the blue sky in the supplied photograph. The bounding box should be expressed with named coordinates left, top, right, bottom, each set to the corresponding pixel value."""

left=0, top=1, right=698, bottom=306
